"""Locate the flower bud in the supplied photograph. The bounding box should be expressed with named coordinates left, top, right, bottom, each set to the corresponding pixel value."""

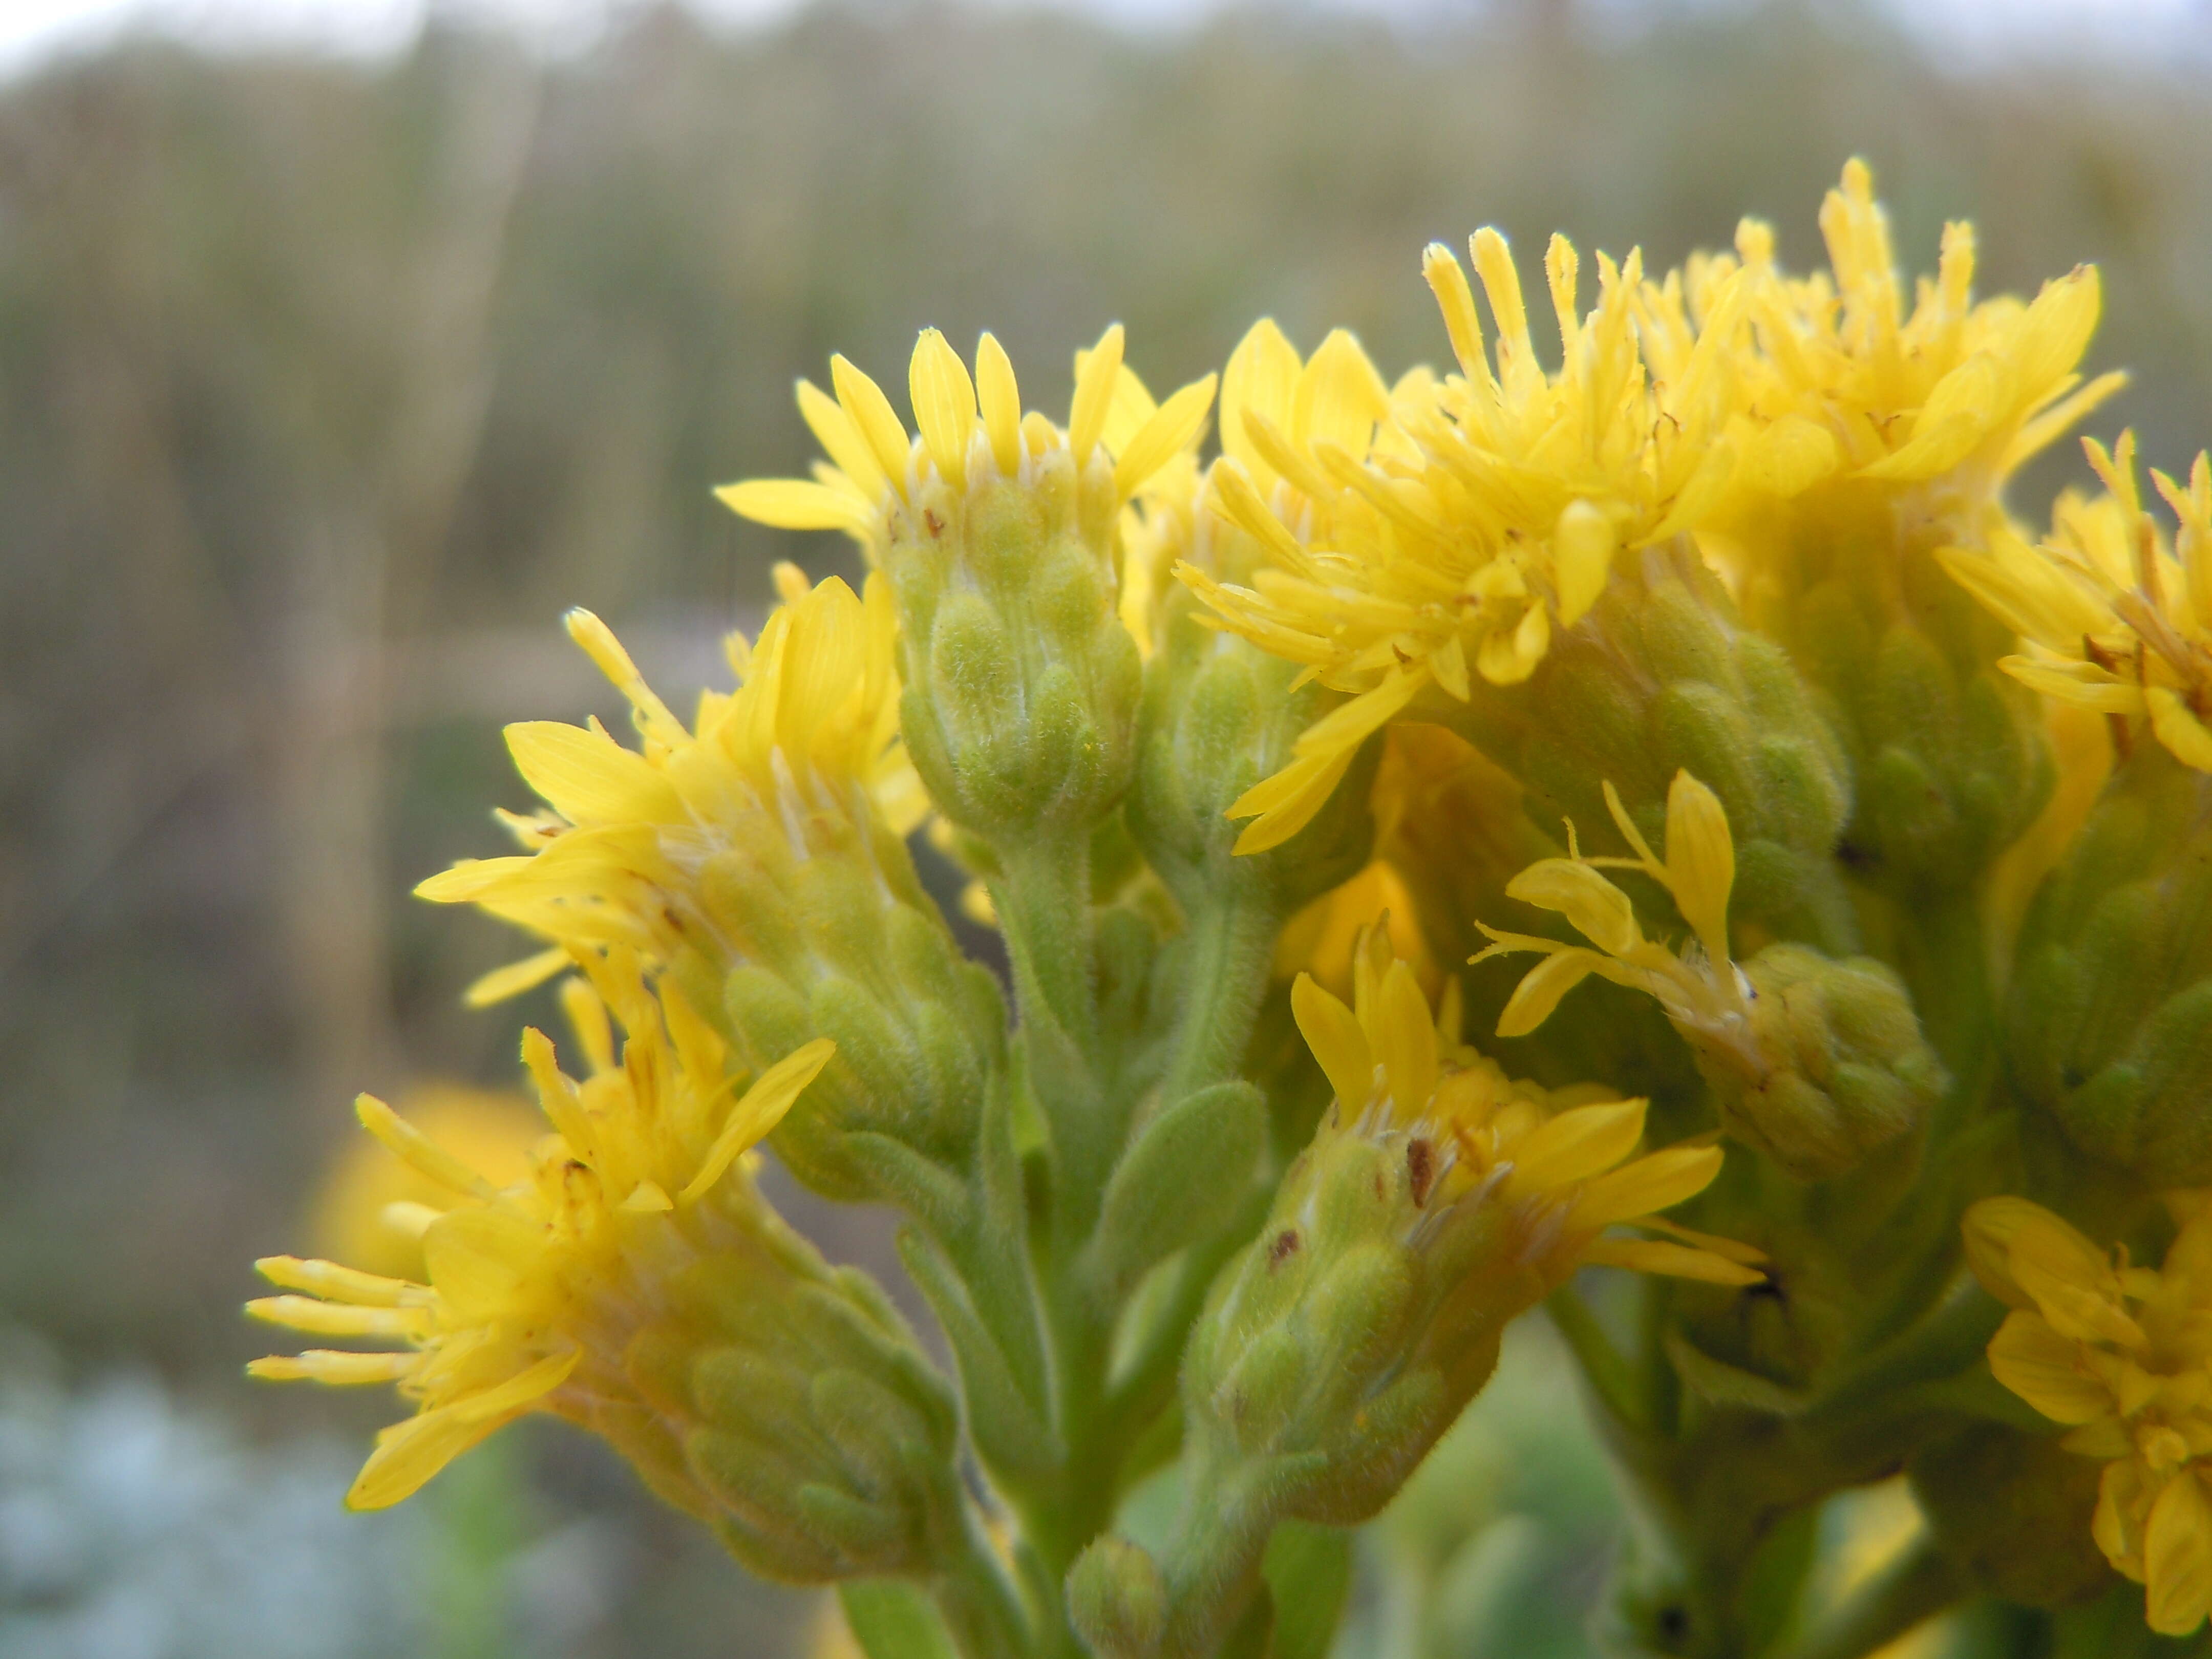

left=623, top=1220, right=963, bottom=1583
left=1696, top=943, right=1948, bottom=1182
left=730, top=326, right=1216, bottom=844
left=1782, top=517, right=2054, bottom=896
left=414, top=575, right=1005, bottom=1208
left=891, top=458, right=1142, bottom=837
left=2007, top=743, right=2212, bottom=1184
left=1192, top=941, right=1754, bottom=1519
left=1477, top=544, right=1856, bottom=949
left=1067, top=1535, right=1169, bottom=1659
left=1128, top=504, right=1375, bottom=914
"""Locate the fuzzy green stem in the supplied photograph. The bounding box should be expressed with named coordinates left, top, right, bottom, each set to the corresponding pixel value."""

left=935, top=1504, right=1040, bottom=1659
left=1158, top=889, right=1283, bottom=1108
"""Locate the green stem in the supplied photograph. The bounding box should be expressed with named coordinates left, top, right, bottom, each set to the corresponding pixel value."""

left=1547, top=1283, right=1649, bottom=1435
left=1155, top=1462, right=1281, bottom=1659
left=1776, top=1537, right=1962, bottom=1659
left=1158, top=889, right=1282, bottom=1107
left=935, top=1504, right=1040, bottom=1659
left=991, top=833, right=1101, bottom=1069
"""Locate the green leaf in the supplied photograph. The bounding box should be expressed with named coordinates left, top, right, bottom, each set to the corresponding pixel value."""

left=839, top=1580, right=961, bottom=1659
left=1089, top=1081, right=1265, bottom=1296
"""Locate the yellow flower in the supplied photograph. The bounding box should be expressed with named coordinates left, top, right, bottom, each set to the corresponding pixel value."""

left=417, top=565, right=919, bottom=994
left=1708, top=160, right=2118, bottom=522
left=1187, top=245, right=1751, bottom=852
left=1471, top=768, right=1944, bottom=1179
left=1473, top=769, right=1749, bottom=1058
left=1964, top=1196, right=2212, bottom=1635
left=305, top=1082, right=543, bottom=1281
left=1941, top=432, right=2212, bottom=773
left=1187, top=163, right=2117, bottom=856
left=1291, top=927, right=1760, bottom=1287
left=247, top=953, right=835, bottom=1510
left=1160, top=318, right=1422, bottom=849
left=718, top=324, right=1217, bottom=567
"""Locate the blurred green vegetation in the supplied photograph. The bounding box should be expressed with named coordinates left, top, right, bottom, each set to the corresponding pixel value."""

left=4, top=2, right=2212, bottom=1651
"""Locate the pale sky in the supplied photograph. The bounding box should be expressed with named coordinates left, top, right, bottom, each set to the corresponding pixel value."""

left=0, top=0, right=2202, bottom=76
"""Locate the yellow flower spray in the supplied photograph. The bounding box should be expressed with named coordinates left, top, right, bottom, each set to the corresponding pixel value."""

left=249, top=161, right=2212, bottom=1658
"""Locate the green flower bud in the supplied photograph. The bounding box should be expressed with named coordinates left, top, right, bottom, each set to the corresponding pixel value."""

left=2008, top=743, right=2212, bottom=1184
left=1692, top=943, right=1948, bottom=1182
left=1787, top=540, right=2053, bottom=896
left=1909, top=1423, right=2114, bottom=1609
left=1181, top=1125, right=1509, bottom=1531
left=1469, top=543, right=1857, bottom=950
left=891, top=459, right=1141, bottom=840
left=1068, top=1535, right=1169, bottom=1659
left=599, top=1186, right=963, bottom=1584
left=1129, top=527, right=1376, bottom=916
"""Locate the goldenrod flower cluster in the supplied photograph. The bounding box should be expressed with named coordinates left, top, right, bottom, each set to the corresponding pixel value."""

left=250, top=161, right=2212, bottom=1658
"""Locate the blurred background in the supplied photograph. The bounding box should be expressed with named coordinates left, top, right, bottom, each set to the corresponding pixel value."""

left=3, top=0, right=2211, bottom=1652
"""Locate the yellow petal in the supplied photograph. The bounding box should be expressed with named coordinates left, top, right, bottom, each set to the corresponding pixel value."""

left=1508, top=1097, right=1647, bottom=1193
left=464, top=947, right=571, bottom=1008
left=1115, top=374, right=1218, bottom=499
left=1504, top=860, right=1640, bottom=957
left=248, top=1350, right=420, bottom=1385
left=1961, top=1195, right=2057, bottom=1309
left=1494, top=948, right=1605, bottom=1039
left=254, top=1256, right=417, bottom=1307
left=1069, top=323, right=1125, bottom=465
left=1663, top=771, right=1735, bottom=966
left=1292, top=973, right=1373, bottom=1114
left=797, top=377, right=889, bottom=502
left=830, top=354, right=911, bottom=485
left=1421, top=243, right=1489, bottom=387
left=505, top=721, right=685, bottom=828
left=2148, top=688, right=2212, bottom=773
left=245, top=1296, right=428, bottom=1339
left=1552, top=499, right=1617, bottom=626
left=347, top=1407, right=504, bottom=1510
left=421, top=1208, right=546, bottom=1322
left=714, top=478, right=873, bottom=533
left=355, top=1095, right=496, bottom=1200
left=1580, top=1237, right=1765, bottom=1286
left=1739, top=414, right=1840, bottom=499
left=909, top=328, right=976, bottom=491
left=2147, top=1468, right=2212, bottom=1635
left=1572, top=1143, right=1724, bottom=1227
left=1220, top=318, right=1303, bottom=487
left=1986, top=1310, right=2113, bottom=1426
left=976, top=333, right=1023, bottom=478
left=681, top=1037, right=837, bottom=1203
left=1370, top=960, right=1439, bottom=1114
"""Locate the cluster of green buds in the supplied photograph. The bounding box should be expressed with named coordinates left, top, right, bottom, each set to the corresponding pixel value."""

left=248, top=160, right=2212, bottom=1659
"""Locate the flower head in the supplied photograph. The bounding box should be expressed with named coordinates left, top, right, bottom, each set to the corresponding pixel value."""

left=719, top=325, right=1216, bottom=567
left=1290, top=926, right=1760, bottom=1287
left=418, top=566, right=919, bottom=997
left=1474, top=769, right=1748, bottom=1054
left=1711, top=160, right=2118, bottom=515
left=1942, top=432, right=2212, bottom=772
left=1965, top=1196, right=2212, bottom=1634
left=248, top=953, right=834, bottom=1509
left=1186, top=244, right=1751, bottom=852
left=1474, top=770, right=1942, bottom=1178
